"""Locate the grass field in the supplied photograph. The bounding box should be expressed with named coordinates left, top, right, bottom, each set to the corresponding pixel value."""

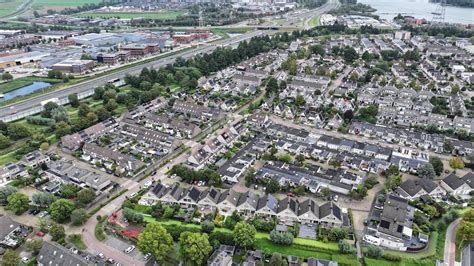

left=33, top=0, right=100, bottom=8
left=308, top=16, right=320, bottom=28
left=143, top=217, right=358, bottom=264
left=78, top=10, right=185, bottom=20
left=0, top=0, right=23, bottom=17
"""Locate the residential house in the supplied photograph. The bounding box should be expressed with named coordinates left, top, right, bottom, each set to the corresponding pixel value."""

left=440, top=173, right=473, bottom=196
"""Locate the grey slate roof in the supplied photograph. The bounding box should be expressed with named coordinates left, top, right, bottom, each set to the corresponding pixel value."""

left=37, top=241, right=92, bottom=266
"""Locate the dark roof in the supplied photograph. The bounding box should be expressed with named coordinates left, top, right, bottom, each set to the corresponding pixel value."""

left=399, top=179, right=423, bottom=197
left=37, top=241, right=91, bottom=266
left=319, top=202, right=342, bottom=220
left=443, top=173, right=466, bottom=190
left=151, top=183, right=168, bottom=198
left=0, top=216, right=20, bottom=239
left=187, top=186, right=202, bottom=202
left=462, top=172, right=474, bottom=188
left=307, top=258, right=338, bottom=266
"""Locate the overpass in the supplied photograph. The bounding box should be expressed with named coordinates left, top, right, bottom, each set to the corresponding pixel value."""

left=0, top=0, right=339, bottom=122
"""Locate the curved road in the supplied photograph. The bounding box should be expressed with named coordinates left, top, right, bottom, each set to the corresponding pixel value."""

left=443, top=218, right=461, bottom=266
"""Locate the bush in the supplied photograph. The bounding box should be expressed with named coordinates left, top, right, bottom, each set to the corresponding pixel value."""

left=252, top=217, right=274, bottom=232
left=162, top=225, right=200, bottom=241
left=123, top=208, right=144, bottom=224
left=201, top=220, right=215, bottom=234
left=269, top=230, right=294, bottom=245
left=382, top=253, right=402, bottom=261
left=338, top=240, right=354, bottom=254
left=365, top=245, right=383, bottom=258
left=209, top=231, right=235, bottom=246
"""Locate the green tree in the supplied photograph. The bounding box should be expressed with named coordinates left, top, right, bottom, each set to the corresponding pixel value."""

left=123, top=208, right=144, bottom=223
left=77, top=188, right=96, bottom=205
left=384, top=174, right=402, bottom=191
left=0, top=185, right=17, bottom=205
left=232, top=222, right=256, bottom=250
left=78, top=103, right=93, bottom=117
left=417, top=163, right=436, bottom=179
left=270, top=252, right=285, bottom=265
left=1, top=249, right=20, bottom=266
left=266, top=77, right=279, bottom=95
left=59, top=183, right=78, bottom=199
left=295, top=95, right=306, bottom=106
left=338, top=240, right=354, bottom=254
left=1, top=72, right=13, bottom=81
left=0, top=133, right=11, bottom=149
left=25, top=237, right=43, bottom=253
left=40, top=142, right=50, bottom=151
left=265, top=178, right=280, bottom=194
left=54, top=121, right=71, bottom=137
left=137, top=223, right=173, bottom=263
left=270, top=230, right=294, bottom=245
left=71, top=208, right=87, bottom=226
left=32, top=192, right=56, bottom=208
left=50, top=223, right=65, bottom=242
left=429, top=157, right=444, bottom=176
left=449, top=156, right=465, bottom=169
left=179, top=232, right=213, bottom=265
left=7, top=192, right=29, bottom=215
left=6, top=123, right=30, bottom=140
left=68, top=93, right=79, bottom=108
left=365, top=245, right=383, bottom=258
left=49, top=199, right=75, bottom=223
left=201, top=220, right=215, bottom=234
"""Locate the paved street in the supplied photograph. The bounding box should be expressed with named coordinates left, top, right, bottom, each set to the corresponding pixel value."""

left=444, top=218, right=461, bottom=266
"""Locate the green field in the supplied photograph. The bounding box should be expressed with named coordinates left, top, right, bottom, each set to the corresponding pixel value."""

left=33, top=0, right=100, bottom=8
left=308, top=16, right=320, bottom=28
left=78, top=10, right=185, bottom=20
left=0, top=0, right=23, bottom=17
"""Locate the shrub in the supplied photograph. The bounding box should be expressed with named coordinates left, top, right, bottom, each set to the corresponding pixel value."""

left=365, top=245, right=383, bottom=258
left=269, top=230, right=294, bottom=245
left=382, top=253, right=402, bottom=261
left=338, top=240, right=354, bottom=254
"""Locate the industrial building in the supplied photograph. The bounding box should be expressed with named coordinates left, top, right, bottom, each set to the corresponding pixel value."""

left=51, top=59, right=95, bottom=74
left=0, top=51, right=50, bottom=69
left=71, top=33, right=124, bottom=46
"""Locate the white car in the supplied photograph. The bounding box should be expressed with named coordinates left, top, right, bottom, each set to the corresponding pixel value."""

left=97, top=253, right=105, bottom=259
left=143, top=180, right=153, bottom=188
left=129, top=192, right=137, bottom=198
left=124, top=245, right=135, bottom=254
left=22, top=257, right=29, bottom=263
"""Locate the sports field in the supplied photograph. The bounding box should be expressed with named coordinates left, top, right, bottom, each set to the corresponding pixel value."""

left=78, top=10, right=185, bottom=20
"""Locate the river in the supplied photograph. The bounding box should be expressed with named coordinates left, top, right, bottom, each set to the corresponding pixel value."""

left=357, top=0, right=474, bottom=24
left=0, top=82, right=51, bottom=101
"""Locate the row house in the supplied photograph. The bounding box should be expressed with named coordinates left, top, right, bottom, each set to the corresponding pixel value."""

left=396, top=178, right=446, bottom=200
left=82, top=143, right=145, bottom=174
left=61, top=118, right=118, bottom=151
left=172, top=100, right=222, bottom=122
left=440, top=172, right=473, bottom=197
left=139, top=183, right=344, bottom=227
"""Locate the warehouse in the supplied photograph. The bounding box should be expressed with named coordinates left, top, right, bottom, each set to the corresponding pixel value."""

left=51, top=59, right=95, bottom=74
left=0, top=51, right=50, bottom=69
left=71, top=33, right=124, bottom=46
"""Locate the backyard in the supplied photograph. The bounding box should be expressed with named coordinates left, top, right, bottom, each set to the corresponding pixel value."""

left=143, top=216, right=358, bottom=264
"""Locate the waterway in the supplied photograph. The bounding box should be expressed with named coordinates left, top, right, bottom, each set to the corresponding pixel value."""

left=0, top=82, right=51, bottom=101
left=357, top=0, right=473, bottom=24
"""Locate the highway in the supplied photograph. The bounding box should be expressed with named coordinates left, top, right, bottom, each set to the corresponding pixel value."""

left=0, top=31, right=263, bottom=122
left=0, top=0, right=339, bottom=122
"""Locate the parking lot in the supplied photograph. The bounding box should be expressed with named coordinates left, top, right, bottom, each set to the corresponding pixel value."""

left=104, top=236, right=148, bottom=262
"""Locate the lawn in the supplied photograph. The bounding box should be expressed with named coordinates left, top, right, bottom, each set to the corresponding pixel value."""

left=0, top=77, right=62, bottom=94
left=144, top=217, right=352, bottom=263
left=33, top=0, right=100, bottom=8
left=0, top=0, right=23, bottom=17
left=78, top=10, right=185, bottom=20
left=308, top=16, right=320, bottom=28
left=67, top=234, right=87, bottom=250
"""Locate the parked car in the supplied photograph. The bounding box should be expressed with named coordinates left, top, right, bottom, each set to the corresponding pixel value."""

left=124, top=245, right=135, bottom=254
left=97, top=253, right=105, bottom=259
left=38, top=211, right=48, bottom=218
left=143, top=180, right=153, bottom=188
left=106, top=258, right=115, bottom=264
left=144, top=253, right=152, bottom=261
left=333, top=195, right=339, bottom=202
left=287, top=192, right=294, bottom=197
left=35, top=231, right=45, bottom=237
left=129, top=192, right=137, bottom=198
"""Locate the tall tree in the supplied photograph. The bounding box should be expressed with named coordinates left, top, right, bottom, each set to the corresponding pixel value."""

left=1, top=249, right=20, bottom=266
left=7, top=192, right=29, bottom=215
left=179, top=232, right=213, bottom=265
left=0, top=186, right=17, bottom=205
left=137, top=223, right=173, bottom=263
left=232, top=222, right=256, bottom=251
left=32, top=192, right=56, bottom=208
left=49, top=199, right=75, bottom=223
